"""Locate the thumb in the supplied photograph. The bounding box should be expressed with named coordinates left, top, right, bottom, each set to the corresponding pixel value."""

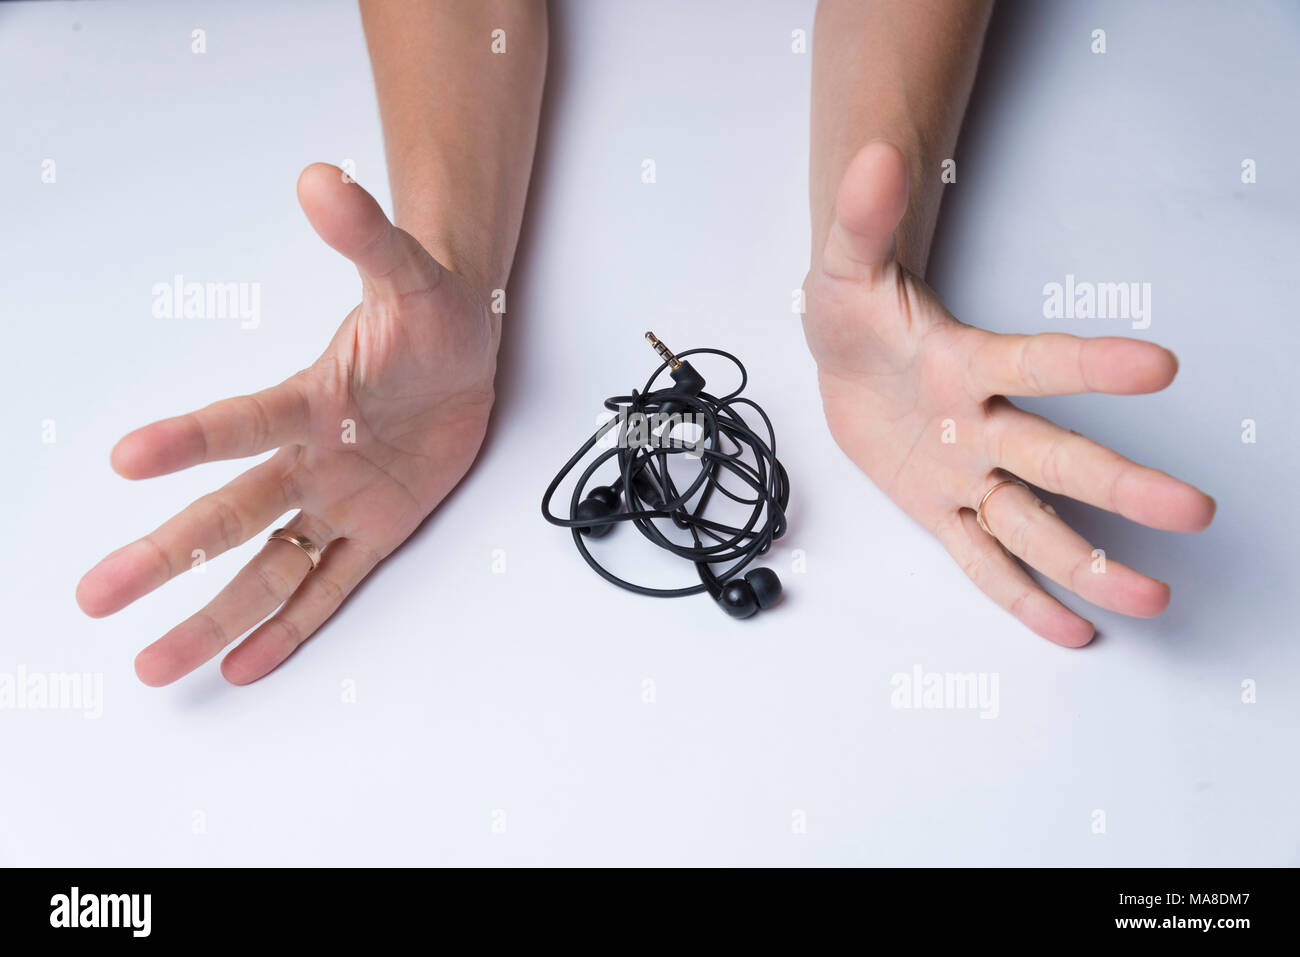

left=296, top=162, right=437, bottom=294
left=822, top=140, right=909, bottom=281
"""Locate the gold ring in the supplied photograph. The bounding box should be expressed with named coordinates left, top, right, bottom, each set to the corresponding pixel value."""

left=975, top=479, right=1029, bottom=536
left=267, top=527, right=322, bottom=570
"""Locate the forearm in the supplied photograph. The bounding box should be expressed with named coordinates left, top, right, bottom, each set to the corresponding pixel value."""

left=360, top=0, right=547, bottom=299
left=811, top=0, right=991, bottom=275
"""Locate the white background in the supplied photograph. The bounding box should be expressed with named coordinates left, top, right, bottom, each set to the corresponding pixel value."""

left=2, top=0, right=1297, bottom=866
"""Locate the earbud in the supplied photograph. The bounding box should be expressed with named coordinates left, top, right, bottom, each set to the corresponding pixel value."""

left=716, top=567, right=783, bottom=619
left=574, top=484, right=622, bottom=537
left=575, top=463, right=668, bottom=537
left=745, top=567, right=783, bottom=609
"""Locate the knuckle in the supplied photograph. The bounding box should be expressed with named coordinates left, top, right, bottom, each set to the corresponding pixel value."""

left=961, top=542, right=997, bottom=586
left=242, top=394, right=273, bottom=450
left=207, top=496, right=245, bottom=550
left=195, top=610, right=229, bottom=649
left=1016, top=338, right=1045, bottom=395
left=266, top=616, right=304, bottom=652
left=1005, top=513, right=1034, bottom=558
left=1067, top=552, right=1093, bottom=594
left=982, top=407, right=1007, bottom=466
left=253, top=559, right=293, bottom=600
left=140, top=534, right=174, bottom=584
left=353, top=541, right=387, bottom=571
left=315, top=573, right=345, bottom=608
left=1104, top=461, right=1127, bottom=511
left=1040, top=436, right=1067, bottom=491
left=186, top=412, right=210, bottom=462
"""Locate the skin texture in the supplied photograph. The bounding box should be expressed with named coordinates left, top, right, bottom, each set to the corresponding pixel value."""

left=76, top=1, right=548, bottom=686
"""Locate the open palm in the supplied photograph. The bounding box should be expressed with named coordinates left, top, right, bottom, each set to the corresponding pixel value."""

left=77, top=164, right=499, bottom=685
left=803, top=143, right=1215, bottom=646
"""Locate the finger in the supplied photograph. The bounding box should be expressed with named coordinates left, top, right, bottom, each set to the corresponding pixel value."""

left=133, top=514, right=332, bottom=687
left=962, top=328, right=1178, bottom=398
left=296, top=162, right=439, bottom=298
left=221, top=539, right=383, bottom=685
left=936, top=510, right=1095, bottom=648
left=978, top=477, right=1170, bottom=619
left=820, top=140, right=909, bottom=281
left=110, top=378, right=308, bottom=479
left=989, top=402, right=1216, bottom=533
left=76, top=453, right=295, bottom=617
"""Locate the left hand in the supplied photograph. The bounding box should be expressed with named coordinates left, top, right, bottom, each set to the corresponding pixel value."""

left=77, top=164, right=500, bottom=684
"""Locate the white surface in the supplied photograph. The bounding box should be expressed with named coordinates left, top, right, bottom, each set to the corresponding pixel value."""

left=2, top=0, right=1297, bottom=866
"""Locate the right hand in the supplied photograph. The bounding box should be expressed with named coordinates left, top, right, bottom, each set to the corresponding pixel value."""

left=801, top=142, right=1215, bottom=646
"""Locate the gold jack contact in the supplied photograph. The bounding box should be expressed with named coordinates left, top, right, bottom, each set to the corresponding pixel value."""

left=644, top=331, right=681, bottom=370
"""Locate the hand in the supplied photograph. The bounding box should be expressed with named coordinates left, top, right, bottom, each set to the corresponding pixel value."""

left=77, top=164, right=500, bottom=684
left=802, top=142, right=1215, bottom=646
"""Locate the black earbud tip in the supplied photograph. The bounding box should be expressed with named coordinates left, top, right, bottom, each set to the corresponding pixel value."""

left=718, top=580, right=759, bottom=619
left=744, top=567, right=782, bottom=609
left=574, top=496, right=615, bottom=537
left=587, top=485, right=621, bottom=511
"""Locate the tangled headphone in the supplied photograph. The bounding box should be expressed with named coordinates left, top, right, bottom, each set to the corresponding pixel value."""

left=541, top=333, right=790, bottom=618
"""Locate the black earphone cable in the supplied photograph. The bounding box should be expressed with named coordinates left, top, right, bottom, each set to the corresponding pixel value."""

left=541, top=334, right=790, bottom=613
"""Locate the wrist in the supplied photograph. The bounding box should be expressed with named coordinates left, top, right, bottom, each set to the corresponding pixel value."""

left=389, top=165, right=511, bottom=303
left=402, top=217, right=503, bottom=306
left=811, top=122, right=927, bottom=270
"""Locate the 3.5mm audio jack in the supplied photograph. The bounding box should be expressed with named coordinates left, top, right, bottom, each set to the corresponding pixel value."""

left=644, top=331, right=682, bottom=370
left=645, top=331, right=705, bottom=398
